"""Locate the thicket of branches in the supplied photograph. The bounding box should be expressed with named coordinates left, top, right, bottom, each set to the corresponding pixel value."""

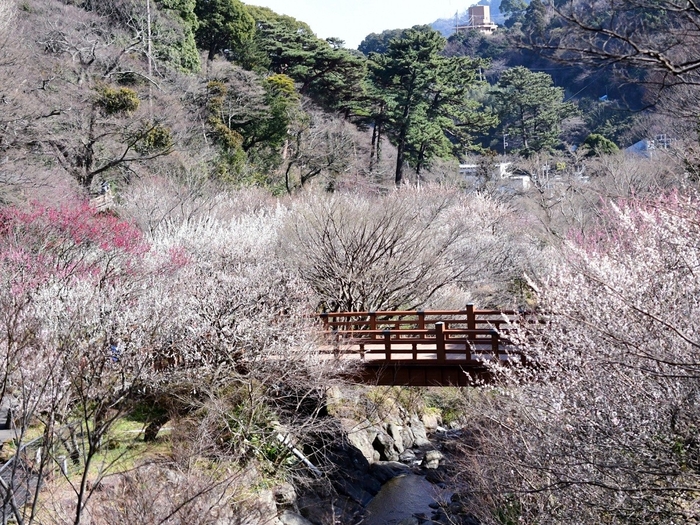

left=284, top=188, right=542, bottom=311
left=451, top=191, right=700, bottom=524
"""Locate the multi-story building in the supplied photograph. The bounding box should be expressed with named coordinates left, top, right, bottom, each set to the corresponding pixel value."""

left=455, top=5, right=498, bottom=35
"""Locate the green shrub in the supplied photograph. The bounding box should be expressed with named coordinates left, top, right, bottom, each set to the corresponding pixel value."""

left=96, top=86, right=140, bottom=115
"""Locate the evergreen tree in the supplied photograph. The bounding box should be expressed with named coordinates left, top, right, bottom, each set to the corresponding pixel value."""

left=499, top=0, right=528, bottom=27
left=358, top=28, right=405, bottom=55
left=368, top=26, right=495, bottom=184
left=156, top=0, right=201, bottom=72
left=234, top=12, right=366, bottom=115
left=522, top=0, right=547, bottom=39
left=194, top=0, right=254, bottom=61
left=493, top=66, right=577, bottom=155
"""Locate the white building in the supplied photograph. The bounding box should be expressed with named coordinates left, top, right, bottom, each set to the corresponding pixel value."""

left=459, top=162, right=531, bottom=190
left=455, top=5, right=498, bottom=35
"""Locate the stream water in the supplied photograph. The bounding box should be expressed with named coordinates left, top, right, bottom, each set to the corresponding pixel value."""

left=364, top=473, right=450, bottom=525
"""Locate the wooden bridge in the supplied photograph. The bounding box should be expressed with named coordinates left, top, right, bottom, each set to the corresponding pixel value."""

left=319, top=304, right=522, bottom=386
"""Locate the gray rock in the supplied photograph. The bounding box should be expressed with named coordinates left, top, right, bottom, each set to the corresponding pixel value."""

left=342, top=418, right=379, bottom=464
left=369, top=461, right=411, bottom=483
left=373, top=432, right=399, bottom=462
left=399, top=449, right=417, bottom=463
left=334, top=477, right=374, bottom=506
left=410, top=416, right=431, bottom=447
left=387, top=423, right=405, bottom=454
left=240, top=489, right=280, bottom=525
left=278, top=510, right=314, bottom=525
left=297, top=493, right=331, bottom=525
left=421, top=450, right=444, bottom=469
left=401, top=425, right=416, bottom=449
left=273, top=483, right=296, bottom=507
left=422, top=412, right=440, bottom=431
left=397, top=518, right=420, bottom=525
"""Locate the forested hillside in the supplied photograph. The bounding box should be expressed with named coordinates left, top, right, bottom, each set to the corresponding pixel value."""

left=3, top=0, right=700, bottom=524
left=2, top=0, right=697, bottom=197
left=0, top=0, right=494, bottom=195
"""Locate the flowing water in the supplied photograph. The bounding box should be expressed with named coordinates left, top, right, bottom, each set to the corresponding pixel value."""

left=364, top=473, right=450, bottom=524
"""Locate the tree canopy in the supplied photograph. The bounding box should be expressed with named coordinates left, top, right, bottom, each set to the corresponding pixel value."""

left=368, top=26, right=495, bottom=184
left=493, top=66, right=577, bottom=155
left=194, top=0, right=255, bottom=61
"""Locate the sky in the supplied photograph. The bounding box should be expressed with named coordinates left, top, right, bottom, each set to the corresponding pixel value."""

left=245, top=0, right=469, bottom=49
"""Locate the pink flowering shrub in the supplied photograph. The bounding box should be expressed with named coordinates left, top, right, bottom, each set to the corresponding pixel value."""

left=0, top=200, right=148, bottom=295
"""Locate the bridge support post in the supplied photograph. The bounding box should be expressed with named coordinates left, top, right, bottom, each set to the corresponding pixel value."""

left=466, top=304, right=475, bottom=329
left=490, top=329, right=499, bottom=360
left=369, top=311, right=377, bottom=333
left=435, top=322, right=446, bottom=363
left=369, top=311, right=379, bottom=343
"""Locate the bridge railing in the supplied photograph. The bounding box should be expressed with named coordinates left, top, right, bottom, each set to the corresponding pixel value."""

left=318, top=305, right=520, bottom=364
left=319, top=304, right=516, bottom=333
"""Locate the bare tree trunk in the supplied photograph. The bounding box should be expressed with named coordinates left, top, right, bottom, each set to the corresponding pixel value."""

left=369, top=122, right=378, bottom=171
left=395, top=133, right=407, bottom=185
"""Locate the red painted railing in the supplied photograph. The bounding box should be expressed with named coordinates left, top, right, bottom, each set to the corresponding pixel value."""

left=318, top=305, right=519, bottom=364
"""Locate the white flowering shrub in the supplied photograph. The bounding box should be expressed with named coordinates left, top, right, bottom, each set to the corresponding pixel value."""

left=0, top=195, right=348, bottom=523
left=125, top=190, right=350, bottom=483
left=458, top=191, right=700, bottom=524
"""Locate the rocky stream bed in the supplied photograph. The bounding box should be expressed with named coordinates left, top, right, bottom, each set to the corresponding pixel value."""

left=261, top=408, right=478, bottom=525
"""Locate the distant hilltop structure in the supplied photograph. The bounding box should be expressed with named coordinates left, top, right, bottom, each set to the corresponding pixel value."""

left=455, top=5, right=498, bottom=35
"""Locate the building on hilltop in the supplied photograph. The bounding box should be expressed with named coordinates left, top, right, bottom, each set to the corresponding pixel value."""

left=455, top=5, right=498, bottom=35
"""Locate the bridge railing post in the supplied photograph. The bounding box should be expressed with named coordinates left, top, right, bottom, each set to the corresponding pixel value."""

left=466, top=303, right=476, bottom=341
left=369, top=311, right=377, bottom=339
left=383, top=329, right=392, bottom=361
left=417, top=310, right=425, bottom=330
left=435, top=322, right=445, bottom=363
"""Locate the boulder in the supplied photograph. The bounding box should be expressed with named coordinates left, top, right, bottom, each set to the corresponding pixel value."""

left=296, top=493, right=328, bottom=525
left=398, top=449, right=417, bottom=463
left=401, top=425, right=416, bottom=449
left=422, top=412, right=441, bottom=431
left=373, top=432, right=399, bottom=462
left=333, top=477, right=374, bottom=506
left=369, top=461, right=411, bottom=483
left=241, top=489, right=280, bottom=525
left=421, top=450, right=443, bottom=469
left=278, top=511, right=314, bottom=525
left=341, top=419, right=378, bottom=464
left=273, top=483, right=296, bottom=507
left=409, top=416, right=431, bottom=447
left=387, top=423, right=405, bottom=454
